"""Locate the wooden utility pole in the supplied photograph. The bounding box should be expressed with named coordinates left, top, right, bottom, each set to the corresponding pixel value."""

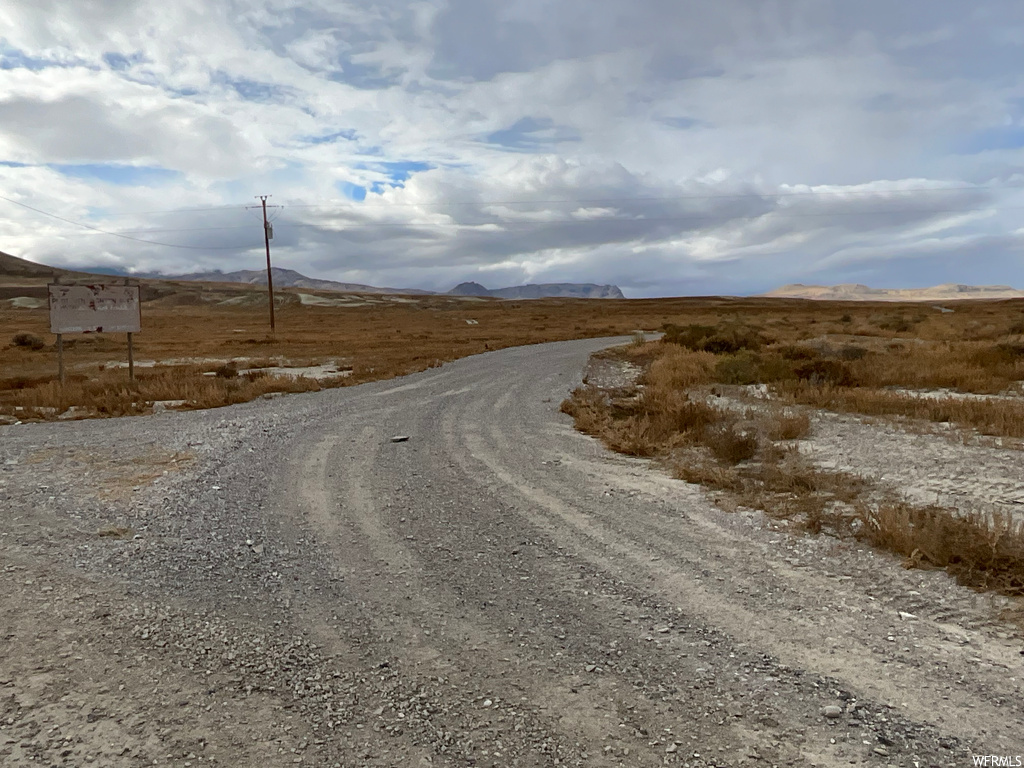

left=124, top=277, right=135, bottom=381
left=258, top=194, right=276, bottom=333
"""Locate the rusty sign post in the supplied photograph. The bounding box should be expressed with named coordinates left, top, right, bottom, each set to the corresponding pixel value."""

left=48, top=282, right=142, bottom=385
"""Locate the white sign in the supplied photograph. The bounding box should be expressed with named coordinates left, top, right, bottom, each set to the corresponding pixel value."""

left=48, top=284, right=141, bottom=334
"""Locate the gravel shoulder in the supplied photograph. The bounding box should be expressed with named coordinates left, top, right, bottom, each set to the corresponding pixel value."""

left=1, top=338, right=1021, bottom=766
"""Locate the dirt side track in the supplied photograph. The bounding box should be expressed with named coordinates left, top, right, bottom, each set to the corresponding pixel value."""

left=1, top=337, right=1021, bottom=766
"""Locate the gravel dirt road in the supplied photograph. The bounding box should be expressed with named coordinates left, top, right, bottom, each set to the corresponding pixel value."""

left=1, top=337, right=1021, bottom=766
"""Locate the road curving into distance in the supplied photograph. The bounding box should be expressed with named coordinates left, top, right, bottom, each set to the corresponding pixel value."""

left=1, top=337, right=1020, bottom=766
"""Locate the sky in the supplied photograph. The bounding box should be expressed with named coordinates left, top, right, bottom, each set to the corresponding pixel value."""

left=3, top=2, right=1024, bottom=297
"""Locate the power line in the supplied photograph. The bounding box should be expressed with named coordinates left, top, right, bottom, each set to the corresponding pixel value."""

left=84, top=203, right=251, bottom=218
left=0, top=194, right=260, bottom=250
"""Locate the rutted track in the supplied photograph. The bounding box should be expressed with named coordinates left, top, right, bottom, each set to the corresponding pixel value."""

left=1, top=338, right=1020, bottom=766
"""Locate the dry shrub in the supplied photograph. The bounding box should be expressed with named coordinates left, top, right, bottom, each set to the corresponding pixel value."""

left=604, top=415, right=660, bottom=457
left=763, top=408, right=811, bottom=441
left=663, top=323, right=766, bottom=353
left=859, top=504, right=1024, bottom=596
left=876, top=314, right=914, bottom=332
left=833, top=341, right=1024, bottom=394
left=837, top=345, right=867, bottom=361
left=213, top=362, right=238, bottom=378
left=669, top=445, right=864, bottom=533
left=702, top=424, right=759, bottom=465
left=793, top=359, right=856, bottom=387
left=560, top=387, right=611, bottom=437
left=642, top=345, right=715, bottom=390
left=714, top=351, right=765, bottom=385
left=674, top=457, right=744, bottom=492
left=776, top=344, right=818, bottom=361
left=567, top=384, right=723, bottom=457
left=639, top=387, right=719, bottom=436
left=12, top=332, right=44, bottom=350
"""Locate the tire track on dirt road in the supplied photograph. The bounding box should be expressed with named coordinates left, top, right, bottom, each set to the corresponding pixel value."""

left=4, top=337, right=1020, bottom=767
left=284, top=338, right=1018, bottom=765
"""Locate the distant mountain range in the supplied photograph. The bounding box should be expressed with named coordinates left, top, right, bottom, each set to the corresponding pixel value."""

left=0, top=254, right=627, bottom=299
left=761, top=283, right=1024, bottom=301
left=167, top=268, right=625, bottom=299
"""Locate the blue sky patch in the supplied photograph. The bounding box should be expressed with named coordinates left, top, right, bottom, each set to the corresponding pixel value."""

left=353, top=160, right=434, bottom=186
left=212, top=73, right=290, bottom=102
left=337, top=181, right=367, bottom=201
left=300, top=129, right=359, bottom=145
left=326, top=60, right=399, bottom=90
left=485, top=117, right=581, bottom=151
left=102, top=51, right=146, bottom=71
left=0, top=44, right=66, bottom=71
left=52, top=164, right=182, bottom=186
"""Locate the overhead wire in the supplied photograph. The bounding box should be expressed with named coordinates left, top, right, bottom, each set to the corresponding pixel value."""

left=0, top=194, right=261, bottom=250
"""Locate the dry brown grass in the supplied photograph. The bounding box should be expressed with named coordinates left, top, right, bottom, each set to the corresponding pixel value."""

left=641, top=345, right=716, bottom=390
left=5, top=283, right=1024, bottom=420
left=561, top=324, right=1024, bottom=597
left=3, top=367, right=327, bottom=419
left=776, top=383, right=1024, bottom=438
left=859, top=504, right=1024, bottom=596
left=1, top=286, right=673, bottom=419
left=671, top=446, right=866, bottom=534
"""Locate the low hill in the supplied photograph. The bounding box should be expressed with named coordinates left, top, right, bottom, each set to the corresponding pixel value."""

left=762, top=283, right=1024, bottom=302
left=169, top=267, right=432, bottom=295
left=0, top=251, right=78, bottom=280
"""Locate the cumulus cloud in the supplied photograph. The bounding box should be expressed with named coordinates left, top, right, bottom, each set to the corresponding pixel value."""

left=1, top=0, right=1024, bottom=295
